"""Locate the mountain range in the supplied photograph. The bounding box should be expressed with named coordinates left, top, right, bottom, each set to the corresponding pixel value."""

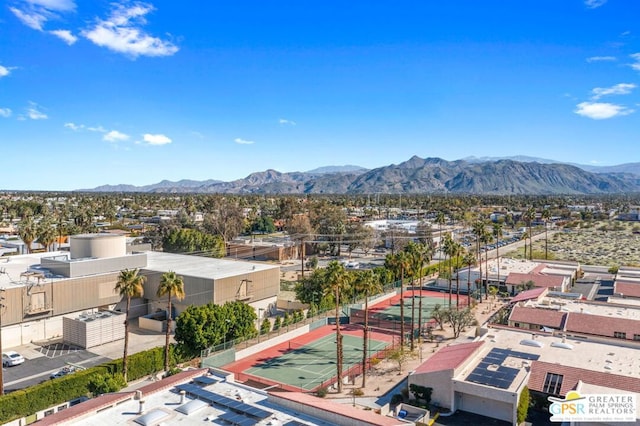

left=80, top=156, right=640, bottom=195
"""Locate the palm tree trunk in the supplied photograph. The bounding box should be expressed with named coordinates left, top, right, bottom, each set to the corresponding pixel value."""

left=335, top=286, right=343, bottom=393
left=362, top=295, right=369, bottom=388
left=545, top=222, right=548, bottom=260
left=164, top=294, right=172, bottom=371
left=417, top=272, right=423, bottom=349
left=466, top=263, right=471, bottom=307
left=399, top=268, right=405, bottom=348
left=455, top=264, right=460, bottom=311
left=410, top=280, right=416, bottom=351
left=448, top=256, right=452, bottom=308
left=123, top=296, right=130, bottom=382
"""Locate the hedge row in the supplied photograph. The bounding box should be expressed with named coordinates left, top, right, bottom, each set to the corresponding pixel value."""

left=0, top=345, right=176, bottom=424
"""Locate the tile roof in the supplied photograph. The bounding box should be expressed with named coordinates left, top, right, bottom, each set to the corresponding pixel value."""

left=414, top=341, right=484, bottom=374
left=509, top=306, right=566, bottom=329
left=565, top=312, right=640, bottom=339
left=615, top=281, right=640, bottom=298
left=506, top=272, right=565, bottom=288
left=510, top=287, right=547, bottom=303
left=529, top=360, right=640, bottom=396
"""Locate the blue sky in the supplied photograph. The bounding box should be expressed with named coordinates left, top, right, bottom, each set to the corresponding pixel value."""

left=1, top=0, right=639, bottom=191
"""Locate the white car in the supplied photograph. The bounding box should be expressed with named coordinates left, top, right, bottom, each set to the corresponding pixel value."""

left=2, top=351, right=25, bottom=367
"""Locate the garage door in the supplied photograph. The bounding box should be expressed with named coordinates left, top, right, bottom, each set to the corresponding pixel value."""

left=456, top=392, right=512, bottom=423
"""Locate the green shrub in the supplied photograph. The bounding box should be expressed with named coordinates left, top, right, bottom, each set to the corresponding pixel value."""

left=316, top=386, right=328, bottom=398
left=517, top=386, right=530, bottom=424
left=390, top=393, right=404, bottom=405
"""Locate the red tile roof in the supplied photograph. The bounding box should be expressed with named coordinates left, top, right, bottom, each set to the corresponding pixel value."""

left=615, top=281, right=640, bottom=298
left=565, top=312, right=640, bottom=339
left=506, top=273, right=565, bottom=289
left=529, top=360, right=640, bottom=396
left=510, top=287, right=547, bottom=303
left=509, top=306, right=566, bottom=329
left=414, top=341, right=484, bottom=374
left=268, top=391, right=406, bottom=426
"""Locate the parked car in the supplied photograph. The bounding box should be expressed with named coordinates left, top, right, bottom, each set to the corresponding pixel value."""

left=50, top=365, right=78, bottom=379
left=2, top=351, right=25, bottom=367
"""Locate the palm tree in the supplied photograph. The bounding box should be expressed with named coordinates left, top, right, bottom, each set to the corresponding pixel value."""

left=115, top=269, right=146, bottom=382
left=157, top=271, right=185, bottom=371
left=385, top=251, right=411, bottom=347
left=523, top=206, right=536, bottom=260
left=452, top=241, right=463, bottom=310
left=462, top=251, right=477, bottom=307
left=435, top=212, right=446, bottom=276
left=442, top=233, right=456, bottom=308
left=481, top=230, right=493, bottom=300
left=542, top=208, right=551, bottom=260
left=405, top=242, right=432, bottom=350
left=472, top=220, right=486, bottom=301
left=352, top=269, right=381, bottom=388
left=324, top=260, right=351, bottom=393
left=37, top=217, right=57, bottom=252
left=492, top=222, right=503, bottom=287
left=18, top=216, right=37, bottom=254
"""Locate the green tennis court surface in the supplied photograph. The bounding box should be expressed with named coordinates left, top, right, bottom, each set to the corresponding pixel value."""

left=373, top=295, right=454, bottom=322
left=244, top=333, right=389, bottom=391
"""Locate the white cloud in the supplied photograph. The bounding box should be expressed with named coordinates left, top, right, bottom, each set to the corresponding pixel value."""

left=575, top=102, right=634, bottom=119
left=142, top=133, right=171, bottom=145
left=586, top=56, right=616, bottom=63
left=0, top=65, right=11, bottom=78
left=631, top=53, right=640, bottom=71
left=64, top=122, right=83, bottom=130
left=584, top=0, right=607, bottom=8
left=27, top=102, right=48, bottom=120
left=591, top=83, right=636, bottom=100
left=0, top=108, right=12, bottom=118
left=9, top=6, right=48, bottom=30
left=279, top=118, right=296, bottom=126
left=87, top=125, right=106, bottom=132
left=103, top=130, right=129, bottom=142
left=10, top=0, right=76, bottom=31
left=234, top=138, right=255, bottom=145
left=82, top=3, right=178, bottom=58
left=50, top=29, right=77, bottom=45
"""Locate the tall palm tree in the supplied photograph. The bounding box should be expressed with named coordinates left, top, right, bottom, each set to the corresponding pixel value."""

left=492, top=222, right=503, bottom=287
left=481, top=230, right=493, bottom=300
left=542, top=208, right=551, bottom=260
left=385, top=251, right=411, bottom=347
left=37, top=217, right=57, bottom=252
left=115, top=269, right=146, bottom=382
left=462, top=251, right=477, bottom=307
left=524, top=206, right=536, bottom=260
left=435, top=212, right=446, bottom=277
left=452, top=241, right=463, bottom=310
left=472, top=220, right=486, bottom=302
left=157, top=271, right=185, bottom=371
left=405, top=242, right=432, bottom=350
left=352, top=269, right=381, bottom=388
left=442, top=233, right=456, bottom=308
left=324, top=260, right=351, bottom=393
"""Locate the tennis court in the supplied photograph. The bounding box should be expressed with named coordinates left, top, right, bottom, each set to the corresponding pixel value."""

left=224, top=324, right=396, bottom=392
left=243, top=333, right=388, bottom=391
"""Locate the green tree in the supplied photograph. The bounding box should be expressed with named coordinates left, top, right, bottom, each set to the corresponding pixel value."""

left=273, top=315, right=282, bottom=331
left=430, top=304, right=446, bottom=331
left=260, top=318, right=271, bottom=335
left=523, top=206, right=536, bottom=260
left=462, top=251, right=477, bottom=307
left=445, top=307, right=475, bottom=338
left=542, top=208, right=551, bottom=260
left=323, top=260, right=351, bottom=393
left=492, top=222, right=503, bottom=286
left=517, top=386, right=530, bottom=424
left=36, top=216, right=57, bottom=252
left=18, top=216, right=37, bottom=254
left=442, top=233, right=456, bottom=308
left=162, top=228, right=225, bottom=257
left=385, top=251, right=411, bottom=347
left=115, top=269, right=146, bottom=382
left=157, top=271, right=185, bottom=371
left=472, top=220, right=486, bottom=301
left=405, top=242, right=432, bottom=350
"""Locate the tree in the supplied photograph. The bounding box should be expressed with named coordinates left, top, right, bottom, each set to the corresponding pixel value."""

left=385, top=251, right=411, bottom=347
left=18, top=216, right=37, bottom=254
left=162, top=228, right=225, bottom=257
left=445, top=307, right=475, bottom=338
left=442, top=233, right=456, bottom=308
left=388, top=345, right=414, bottom=375
left=36, top=216, right=57, bottom=252
left=435, top=212, right=446, bottom=276
left=115, top=269, right=146, bottom=382
left=462, top=251, right=477, bottom=307
left=203, top=197, right=246, bottom=246
left=523, top=207, right=536, bottom=260
left=157, top=271, right=185, bottom=371
left=323, top=260, right=351, bottom=393
left=542, top=208, right=551, bottom=260
left=405, top=242, right=432, bottom=350
left=517, top=386, right=530, bottom=424
left=260, top=318, right=271, bottom=335
left=472, top=220, right=486, bottom=301
left=492, top=222, right=503, bottom=287
left=430, top=304, right=446, bottom=331
left=352, top=269, right=381, bottom=387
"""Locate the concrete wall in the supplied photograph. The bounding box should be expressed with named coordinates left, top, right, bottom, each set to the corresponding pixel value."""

left=409, top=369, right=454, bottom=409
left=453, top=380, right=518, bottom=424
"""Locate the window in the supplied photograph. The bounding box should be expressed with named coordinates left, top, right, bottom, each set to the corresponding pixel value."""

left=514, top=322, right=520, bottom=328
left=614, top=331, right=626, bottom=339
left=543, top=373, right=564, bottom=395
left=633, top=334, right=640, bottom=341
